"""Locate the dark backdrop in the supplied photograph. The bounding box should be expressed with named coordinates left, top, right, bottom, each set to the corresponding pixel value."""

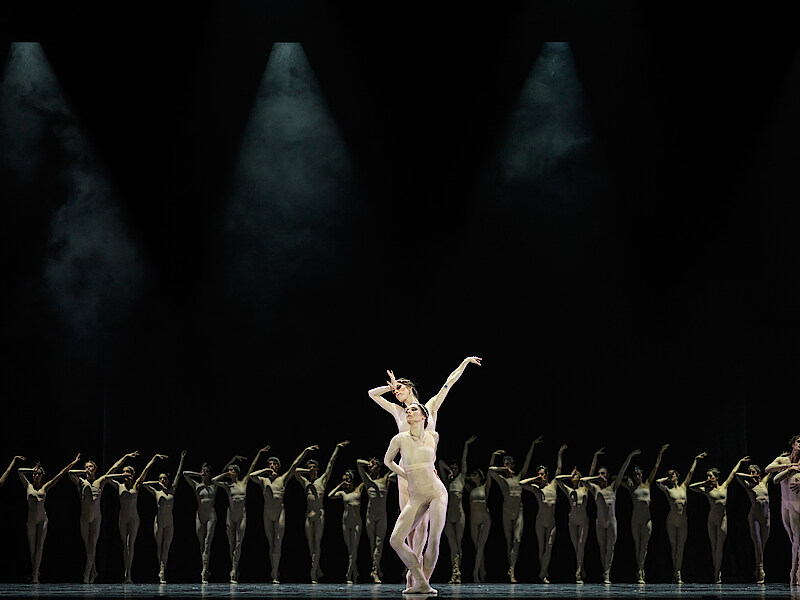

left=1, top=0, right=800, bottom=586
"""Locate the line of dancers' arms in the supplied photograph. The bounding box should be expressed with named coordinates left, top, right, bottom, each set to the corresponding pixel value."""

left=3, top=357, right=800, bottom=589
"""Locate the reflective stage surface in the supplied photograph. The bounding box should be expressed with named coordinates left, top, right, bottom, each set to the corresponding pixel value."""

left=0, top=583, right=795, bottom=600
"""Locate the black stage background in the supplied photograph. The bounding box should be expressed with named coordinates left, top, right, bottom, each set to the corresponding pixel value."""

left=1, top=0, right=800, bottom=588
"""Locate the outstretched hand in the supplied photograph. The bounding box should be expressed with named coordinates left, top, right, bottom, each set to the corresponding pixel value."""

left=337, top=440, right=350, bottom=448
left=466, top=356, right=482, bottom=366
left=466, top=435, right=478, bottom=444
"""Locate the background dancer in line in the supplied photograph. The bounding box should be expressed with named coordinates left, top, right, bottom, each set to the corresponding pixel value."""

left=655, top=451, right=706, bottom=583
left=620, top=443, right=669, bottom=583
left=18, top=454, right=81, bottom=583
left=295, top=441, right=348, bottom=583
left=328, top=468, right=364, bottom=583
left=488, top=437, right=539, bottom=582
left=521, top=442, right=566, bottom=583
left=356, top=457, right=395, bottom=583
left=143, top=451, right=186, bottom=583
left=735, top=461, right=772, bottom=583
left=466, top=448, right=497, bottom=583
left=106, top=453, right=163, bottom=583
left=438, top=435, right=476, bottom=583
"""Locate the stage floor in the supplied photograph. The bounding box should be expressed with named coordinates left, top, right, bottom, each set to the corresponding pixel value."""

left=0, top=583, right=793, bottom=600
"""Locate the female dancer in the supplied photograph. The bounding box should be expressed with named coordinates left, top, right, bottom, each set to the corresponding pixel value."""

left=18, top=454, right=81, bottom=583
left=356, top=457, right=395, bottom=583
left=655, top=451, right=706, bottom=583
left=735, top=462, right=772, bottom=583
left=466, top=450, right=497, bottom=583
left=689, top=455, right=750, bottom=583
left=384, top=402, right=448, bottom=595
left=437, top=435, right=476, bottom=583
left=294, top=441, right=348, bottom=583
left=488, top=437, right=540, bottom=582
left=183, top=456, right=236, bottom=584
left=620, top=443, right=669, bottom=583
left=369, top=356, right=481, bottom=579
left=520, top=443, right=567, bottom=583
left=1, top=455, right=26, bottom=486
left=70, top=451, right=138, bottom=583
left=554, top=447, right=603, bottom=583
left=106, top=453, right=163, bottom=583
left=251, top=444, right=318, bottom=583
left=142, top=451, right=186, bottom=583
left=766, top=436, right=800, bottom=584
left=581, top=448, right=640, bottom=584
left=329, top=469, right=365, bottom=583
left=213, top=451, right=266, bottom=583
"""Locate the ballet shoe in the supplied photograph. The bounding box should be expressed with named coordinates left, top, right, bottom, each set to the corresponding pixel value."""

left=403, top=583, right=436, bottom=594
left=507, top=566, right=517, bottom=583
left=575, top=570, right=583, bottom=584
left=371, top=568, right=382, bottom=584
left=541, top=576, right=550, bottom=584
left=714, top=570, right=722, bottom=584
left=271, top=578, right=280, bottom=584
left=229, top=569, right=238, bottom=584
left=757, top=566, right=765, bottom=584
left=673, top=570, right=682, bottom=584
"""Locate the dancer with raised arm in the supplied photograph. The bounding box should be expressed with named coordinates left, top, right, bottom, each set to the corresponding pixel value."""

left=488, top=436, right=540, bottom=582
left=767, top=436, right=800, bottom=584
left=356, top=457, right=395, bottom=583
left=142, top=451, right=186, bottom=583
left=213, top=451, right=264, bottom=583
left=554, top=447, right=607, bottom=583
left=620, top=443, right=669, bottom=583
left=106, top=453, right=163, bottom=583
left=1, top=455, right=26, bottom=487
left=329, top=469, right=365, bottom=583
left=438, top=435, right=476, bottom=583
left=369, top=356, right=481, bottom=582
left=18, top=454, right=80, bottom=583
left=581, top=448, right=640, bottom=584
left=295, top=441, right=348, bottom=583
left=689, top=455, right=749, bottom=584
left=70, top=451, right=138, bottom=583
left=736, top=462, right=772, bottom=583
left=251, top=444, right=318, bottom=583
left=467, top=449, right=497, bottom=583
left=385, top=402, right=448, bottom=594
left=520, top=443, right=566, bottom=583
left=184, top=455, right=245, bottom=583
left=655, top=451, right=706, bottom=583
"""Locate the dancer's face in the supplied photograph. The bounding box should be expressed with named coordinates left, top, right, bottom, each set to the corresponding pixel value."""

left=536, top=468, right=548, bottom=482
left=123, top=466, right=134, bottom=483
left=85, top=462, right=97, bottom=480
left=598, top=468, right=609, bottom=487
left=394, top=383, right=411, bottom=404
left=343, top=474, right=354, bottom=490
left=201, top=466, right=212, bottom=483
left=749, top=466, right=761, bottom=482
left=449, top=463, right=459, bottom=479
left=159, top=473, right=169, bottom=487
left=267, top=459, right=280, bottom=477
left=32, top=469, right=44, bottom=487
left=706, top=470, right=718, bottom=485
left=228, top=467, right=239, bottom=482
left=405, top=404, right=424, bottom=424
left=307, top=463, right=319, bottom=479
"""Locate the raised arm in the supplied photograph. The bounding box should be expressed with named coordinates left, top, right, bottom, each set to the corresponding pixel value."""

left=369, top=383, right=401, bottom=415
left=554, top=444, right=567, bottom=477
left=279, top=445, right=319, bottom=484
left=135, top=454, right=166, bottom=490
left=589, top=447, right=604, bottom=477
left=484, top=449, right=501, bottom=496
left=647, top=444, right=669, bottom=486
left=424, top=356, right=482, bottom=420
left=357, top=459, right=376, bottom=489
left=320, top=441, right=348, bottom=488
left=719, top=456, right=749, bottom=490
left=519, top=436, right=543, bottom=479
left=172, top=450, right=187, bottom=490
left=2, top=456, right=26, bottom=487
left=242, top=445, right=271, bottom=485
left=682, top=451, right=707, bottom=488
left=612, top=449, right=641, bottom=490
left=42, top=454, right=82, bottom=494
left=103, top=451, right=139, bottom=479
left=223, top=455, right=247, bottom=471
left=437, top=459, right=452, bottom=480
left=462, top=435, right=477, bottom=476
